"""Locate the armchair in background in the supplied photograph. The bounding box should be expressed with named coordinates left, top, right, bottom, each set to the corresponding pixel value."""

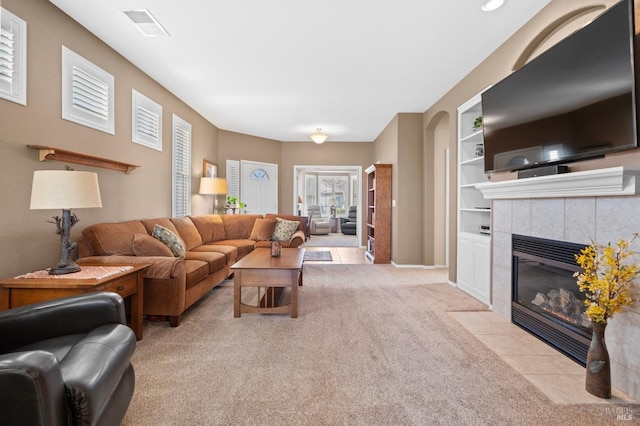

left=0, top=292, right=136, bottom=426
left=308, top=205, right=331, bottom=235
left=341, top=206, right=358, bottom=235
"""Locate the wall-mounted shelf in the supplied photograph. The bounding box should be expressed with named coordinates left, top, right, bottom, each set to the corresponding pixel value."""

left=28, top=145, right=139, bottom=174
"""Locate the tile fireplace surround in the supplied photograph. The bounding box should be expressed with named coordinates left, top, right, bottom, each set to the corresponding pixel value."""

left=477, top=166, right=640, bottom=401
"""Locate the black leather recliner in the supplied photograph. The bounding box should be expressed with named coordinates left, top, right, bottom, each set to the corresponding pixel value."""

left=341, top=206, right=357, bottom=235
left=0, top=292, right=136, bottom=426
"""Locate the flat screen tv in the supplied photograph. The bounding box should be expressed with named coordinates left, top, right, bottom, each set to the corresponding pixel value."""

left=482, top=0, right=637, bottom=174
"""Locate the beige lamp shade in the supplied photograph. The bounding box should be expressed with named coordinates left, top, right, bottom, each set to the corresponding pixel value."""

left=30, top=170, right=102, bottom=210
left=297, top=195, right=303, bottom=203
left=199, top=177, right=228, bottom=195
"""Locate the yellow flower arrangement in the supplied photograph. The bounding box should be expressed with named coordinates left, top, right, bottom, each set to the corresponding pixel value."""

left=574, top=234, right=639, bottom=324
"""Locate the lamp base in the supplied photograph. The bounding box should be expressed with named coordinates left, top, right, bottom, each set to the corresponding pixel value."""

left=49, top=261, right=81, bottom=275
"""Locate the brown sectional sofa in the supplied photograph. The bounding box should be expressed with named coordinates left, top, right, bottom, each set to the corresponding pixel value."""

left=76, top=214, right=307, bottom=326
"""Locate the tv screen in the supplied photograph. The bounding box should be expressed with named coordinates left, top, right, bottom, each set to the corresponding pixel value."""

left=482, top=0, right=637, bottom=173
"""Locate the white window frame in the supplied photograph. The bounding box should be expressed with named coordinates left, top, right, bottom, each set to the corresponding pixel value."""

left=0, top=7, right=27, bottom=105
left=62, top=46, right=115, bottom=134
left=172, top=114, right=192, bottom=218
left=132, top=89, right=162, bottom=151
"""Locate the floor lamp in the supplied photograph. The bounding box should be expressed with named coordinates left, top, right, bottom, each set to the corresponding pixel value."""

left=199, top=177, right=228, bottom=214
left=30, top=170, right=102, bottom=274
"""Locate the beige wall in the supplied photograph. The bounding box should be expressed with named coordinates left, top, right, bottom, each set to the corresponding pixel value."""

left=3, top=0, right=636, bottom=279
left=432, top=114, right=450, bottom=267
left=423, top=0, right=631, bottom=282
left=396, top=114, right=424, bottom=265
left=219, top=136, right=373, bottom=243
left=372, top=113, right=424, bottom=265
left=0, top=0, right=218, bottom=276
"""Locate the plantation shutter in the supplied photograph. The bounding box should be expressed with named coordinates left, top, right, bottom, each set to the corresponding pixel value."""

left=226, top=159, right=240, bottom=199
left=172, top=114, right=192, bottom=217
left=132, top=89, right=162, bottom=151
left=136, top=104, right=160, bottom=139
left=72, top=66, right=110, bottom=120
left=62, top=46, right=114, bottom=134
left=0, top=7, right=26, bottom=105
left=0, top=27, right=14, bottom=84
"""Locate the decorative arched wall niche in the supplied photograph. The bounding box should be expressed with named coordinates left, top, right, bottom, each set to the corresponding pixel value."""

left=513, top=5, right=607, bottom=71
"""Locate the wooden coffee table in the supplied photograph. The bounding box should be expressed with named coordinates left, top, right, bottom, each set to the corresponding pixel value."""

left=231, top=248, right=304, bottom=318
left=0, top=264, right=148, bottom=340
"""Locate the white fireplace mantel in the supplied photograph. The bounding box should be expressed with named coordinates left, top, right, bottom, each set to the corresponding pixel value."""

left=476, top=166, right=640, bottom=199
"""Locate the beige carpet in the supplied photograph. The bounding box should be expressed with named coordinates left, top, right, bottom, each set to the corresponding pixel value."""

left=123, top=265, right=638, bottom=425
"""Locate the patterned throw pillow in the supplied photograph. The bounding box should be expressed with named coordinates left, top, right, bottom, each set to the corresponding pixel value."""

left=271, top=218, right=300, bottom=242
left=152, top=225, right=186, bottom=259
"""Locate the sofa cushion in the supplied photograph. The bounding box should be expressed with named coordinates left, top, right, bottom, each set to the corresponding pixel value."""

left=221, top=214, right=263, bottom=240
left=190, top=244, right=238, bottom=264
left=170, top=217, right=203, bottom=251
left=189, top=215, right=226, bottom=243
left=211, top=240, right=255, bottom=259
left=152, top=225, right=186, bottom=259
left=132, top=234, right=174, bottom=257
left=82, top=221, right=147, bottom=256
left=182, top=260, right=209, bottom=289
left=184, top=251, right=227, bottom=274
left=249, top=218, right=277, bottom=241
left=272, top=218, right=300, bottom=241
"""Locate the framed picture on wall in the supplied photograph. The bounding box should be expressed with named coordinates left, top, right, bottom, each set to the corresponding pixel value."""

left=203, top=160, right=217, bottom=177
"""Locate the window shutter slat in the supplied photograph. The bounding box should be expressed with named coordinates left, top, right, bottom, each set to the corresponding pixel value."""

left=0, top=27, right=14, bottom=83
left=71, top=66, right=110, bottom=119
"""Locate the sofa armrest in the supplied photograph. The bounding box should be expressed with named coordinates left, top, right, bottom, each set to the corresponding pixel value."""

left=0, top=351, right=67, bottom=426
left=0, top=293, right=126, bottom=353
left=288, top=229, right=306, bottom=248
left=77, top=255, right=183, bottom=280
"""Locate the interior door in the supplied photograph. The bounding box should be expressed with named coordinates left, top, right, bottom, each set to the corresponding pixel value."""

left=241, top=160, right=278, bottom=215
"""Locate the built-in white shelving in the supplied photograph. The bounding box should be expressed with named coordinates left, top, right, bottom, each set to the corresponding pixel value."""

left=456, top=91, right=491, bottom=306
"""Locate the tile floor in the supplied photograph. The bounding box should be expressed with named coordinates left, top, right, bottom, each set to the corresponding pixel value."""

left=450, top=311, right=638, bottom=405
left=304, top=247, right=638, bottom=405
left=302, top=246, right=369, bottom=264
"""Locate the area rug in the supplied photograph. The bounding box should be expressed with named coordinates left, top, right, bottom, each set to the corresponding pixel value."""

left=303, top=250, right=332, bottom=261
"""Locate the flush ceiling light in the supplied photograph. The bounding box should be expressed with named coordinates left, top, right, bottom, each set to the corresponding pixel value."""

left=480, top=0, right=506, bottom=12
left=124, top=9, right=169, bottom=36
left=310, top=128, right=328, bottom=144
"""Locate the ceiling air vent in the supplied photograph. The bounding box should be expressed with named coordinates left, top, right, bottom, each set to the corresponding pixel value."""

left=124, top=10, right=169, bottom=37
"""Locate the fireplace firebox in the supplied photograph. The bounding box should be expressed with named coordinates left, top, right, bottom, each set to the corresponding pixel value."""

left=512, top=234, right=591, bottom=365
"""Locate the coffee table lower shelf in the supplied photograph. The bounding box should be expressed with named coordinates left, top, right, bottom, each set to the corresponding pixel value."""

left=231, top=248, right=304, bottom=318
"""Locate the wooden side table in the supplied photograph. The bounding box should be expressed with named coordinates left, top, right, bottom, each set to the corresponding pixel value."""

left=0, top=264, right=148, bottom=340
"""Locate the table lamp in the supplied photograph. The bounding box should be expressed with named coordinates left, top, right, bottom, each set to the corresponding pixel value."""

left=199, top=177, right=228, bottom=213
left=30, top=170, right=102, bottom=274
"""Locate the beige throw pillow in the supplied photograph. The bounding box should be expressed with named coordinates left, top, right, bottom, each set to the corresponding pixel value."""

left=272, top=218, right=300, bottom=242
left=249, top=218, right=277, bottom=241
left=132, top=233, right=175, bottom=257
